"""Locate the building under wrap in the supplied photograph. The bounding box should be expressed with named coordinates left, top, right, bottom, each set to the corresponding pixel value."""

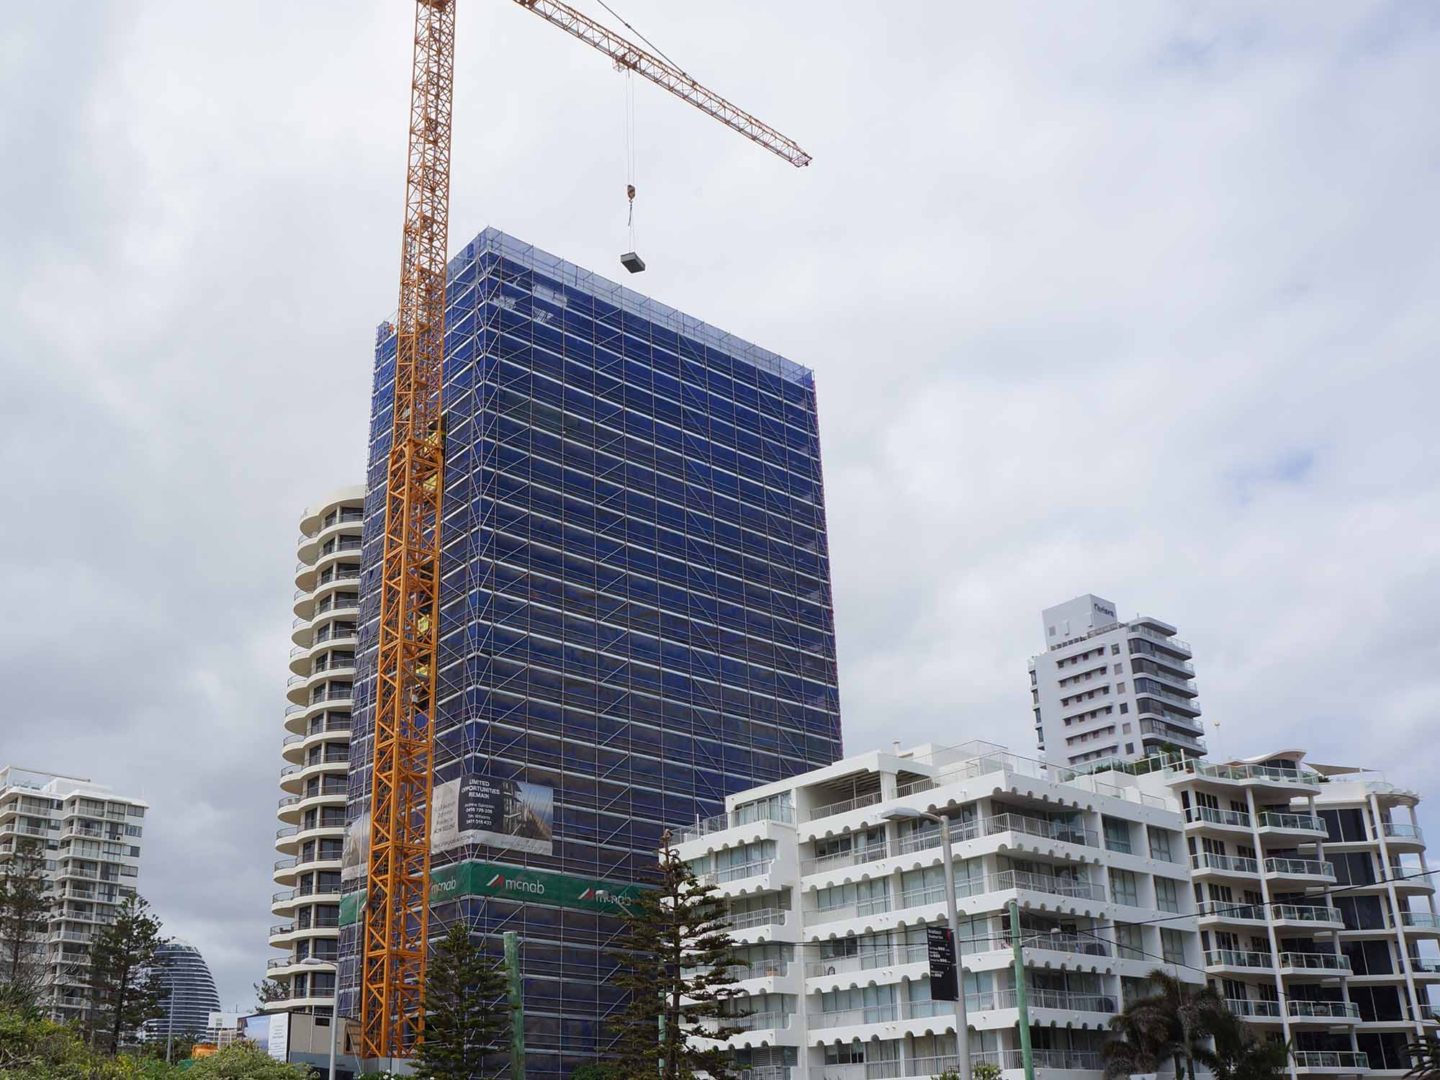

left=337, top=228, right=844, bottom=1076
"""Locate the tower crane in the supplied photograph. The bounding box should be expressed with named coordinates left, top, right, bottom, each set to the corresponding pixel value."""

left=359, top=0, right=809, bottom=1062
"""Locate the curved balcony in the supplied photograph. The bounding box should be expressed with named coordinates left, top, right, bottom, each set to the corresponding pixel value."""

left=1401, top=911, right=1440, bottom=934
left=1184, top=806, right=1251, bottom=831
left=294, top=540, right=363, bottom=592
left=1383, top=821, right=1426, bottom=848
left=1271, top=903, right=1345, bottom=930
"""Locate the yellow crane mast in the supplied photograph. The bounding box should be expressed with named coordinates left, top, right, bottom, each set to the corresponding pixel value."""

left=360, top=0, right=809, bottom=1061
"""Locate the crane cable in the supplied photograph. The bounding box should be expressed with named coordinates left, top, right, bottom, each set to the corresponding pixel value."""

left=625, top=67, right=637, bottom=251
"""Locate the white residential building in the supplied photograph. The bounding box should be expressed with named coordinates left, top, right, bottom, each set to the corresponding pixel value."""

left=1029, top=594, right=1204, bottom=768
left=265, top=486, right=363, bottom=1018
left=1110, top=749, right=1439, bottom=1078
left=0, top=765, right=148, bottom=1023
left=674, top=741, right=1205, bottom=1080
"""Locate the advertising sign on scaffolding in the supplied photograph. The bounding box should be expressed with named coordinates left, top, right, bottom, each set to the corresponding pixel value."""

left=430, top=773, right=554, bottom=856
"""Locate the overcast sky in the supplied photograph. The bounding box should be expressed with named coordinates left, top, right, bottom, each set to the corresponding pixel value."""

left=3, top=1, right=1439, bottom=1010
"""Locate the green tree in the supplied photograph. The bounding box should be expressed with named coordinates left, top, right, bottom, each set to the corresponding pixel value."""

left=184, top=1042, right=312, bottom=1079
left=412, top=923, right=510, bottom=1080
left=0, top=838, right=53, bottom=1014
left=87, top=894, right=167, bottom=1054
left=0, top=1006, right=136, bottom=1079
left=1203, top=1008, right=1288, bottom=1080
left=1101, top=969, right=1227, bottom=1080
left=253, top=979, right=287, bottom=1009
left=1408, top=1036, right=1440, bottom=1080
left=612, top=830, right=747, bottom=1080
left=571, top=1064, right=622, bottom=1080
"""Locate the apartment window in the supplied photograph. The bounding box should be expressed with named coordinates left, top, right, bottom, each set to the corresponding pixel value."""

left=1148, top=827, right=1175, bottom=863
left=1114, top=922, right=1143, bottom=960
left=1111, top=644, right=1120, bottom=655
left=1110, top=869, right=1139, bottom=906
left=1116, top=682, right=1126, bottom=693
left=1155, top=877, right=1181, bottom=914
left=1119, top=703, right=1129, bottom=714
left=1160, top=928, right=1186, bottom=965
left=1102, top=818, right=1132, bottom=854
left=126, top=806, right=144, bottom=817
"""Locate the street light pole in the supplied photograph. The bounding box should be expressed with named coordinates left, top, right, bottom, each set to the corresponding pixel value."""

left=301, top=956, right=339, bottom=1080
left=883, top=808, right=971, bottom=1080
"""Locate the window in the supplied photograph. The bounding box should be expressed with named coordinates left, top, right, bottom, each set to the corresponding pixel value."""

left=1110, top=869, right=1139, bottom=906
left=1119, top=703, right=1129, bottom=714
left=1102, top=818, right=1132, bottom=854
left=1114, top=922, right=1143, bottom=960
left=1155, top=877, right=1180, bottom=913
left=1111, top=644, right=1120, bottom=655
left=1116, top=682, right=1126, bottom=693
left=1160, top=928, right=1186, bottom=965
left=1148, top=828, right=1175, bottom=863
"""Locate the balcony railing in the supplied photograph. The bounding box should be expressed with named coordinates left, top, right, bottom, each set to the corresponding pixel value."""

left=1264, top=857, right=1334, bottom=879
left=1195, top=761, right=1320, bottom=785
left=1402, top=911, right=1440, bottom=930
left=722, top=908, right=787, bottom=931
left=1192, top=852, right=1260, bottom=875
left=678, top=802, right=795, bottom=843
left=1291, top=1051, right=1368, bottom=1070
left=1187, top=806, right=1251, bottom=828
left=699, top=860, right=774, bottom=885
left=1279, top=951, right=1350, bottom=972
left=806, top=792, right=883, bottom=822
left=1258, top=811, right=1325, bottom=832
left=995, top=868, right=1106, bottom=901
left=1384, top=822, right=1425, bottom=841
left=1197, top=899, right=1266, bottom=921
left=1409, top=957, right=1440, bottom=974
left=1226, top=998, right=1281, bottom=1018
left=1206, top=948, right=1272, bottom=969
left=1287, top=1000, right=1359, bottom=1019
left=1272, top=903, right=1342, bottom=924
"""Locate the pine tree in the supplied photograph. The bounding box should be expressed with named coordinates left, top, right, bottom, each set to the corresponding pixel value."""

left=86, top=894, right=166, bottom=1054
left=612, top=830, right=747, bottom=1080
left=412, top=923, right=510, bottom=1080
left=0, top=838, right=53, bottom=1014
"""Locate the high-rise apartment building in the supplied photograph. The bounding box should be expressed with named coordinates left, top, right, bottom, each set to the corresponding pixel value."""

left=1029, top=594, right=1204, bottom=768
left=266, top=487, right=364, bottom=1018
left=675, top=741, right=1206, bottom=1080
left=144, top=940, right=222, bottom=1043
left=337, top=229, right=845, bottom=1076
left=0, top=766, right=147, bottom=1023
left=1119, top=750, right=1439, bottom=1078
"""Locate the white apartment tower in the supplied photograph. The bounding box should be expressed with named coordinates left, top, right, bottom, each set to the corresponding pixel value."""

left=265, top=486, right=363, bottom=1017
left=0, top=766, right=148, bottom=1022
left=675, top=741, right=1206, bottom=1080
left=1029, top=594, right=1204, bottom=768
left=1115, top=750, right=1438, bottom=1078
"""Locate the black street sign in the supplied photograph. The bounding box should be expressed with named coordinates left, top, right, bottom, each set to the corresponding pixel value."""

left=926, top=924, right=958, bottom=1001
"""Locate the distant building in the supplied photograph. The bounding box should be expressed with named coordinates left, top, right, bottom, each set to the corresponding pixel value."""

left=0, top=765, right=147, bottom=1024
left=144, top=940, right=221, bottom=1042
left=265, top=487, right=363, bottom=1020
left=1028, top=594, right=1204, bottom=767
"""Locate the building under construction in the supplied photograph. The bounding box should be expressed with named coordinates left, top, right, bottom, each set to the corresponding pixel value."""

left=337, top=228, right=844, bottom=1076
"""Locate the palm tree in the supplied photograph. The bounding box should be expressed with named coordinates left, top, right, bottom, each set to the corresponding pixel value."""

left=1101, top=1005, right=1170, bottom=1079
left=1102, top=970, right=1226, bottom=1080
left=1203, top=1008, right=1289, bottom=1080
left=1407, top=1036, right=1440, bottom=1080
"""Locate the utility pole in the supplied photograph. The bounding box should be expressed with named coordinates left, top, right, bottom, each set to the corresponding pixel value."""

left=504, top=932, right=524, bottom=1080
left=1008, top=900, right=1034, bottom=1080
